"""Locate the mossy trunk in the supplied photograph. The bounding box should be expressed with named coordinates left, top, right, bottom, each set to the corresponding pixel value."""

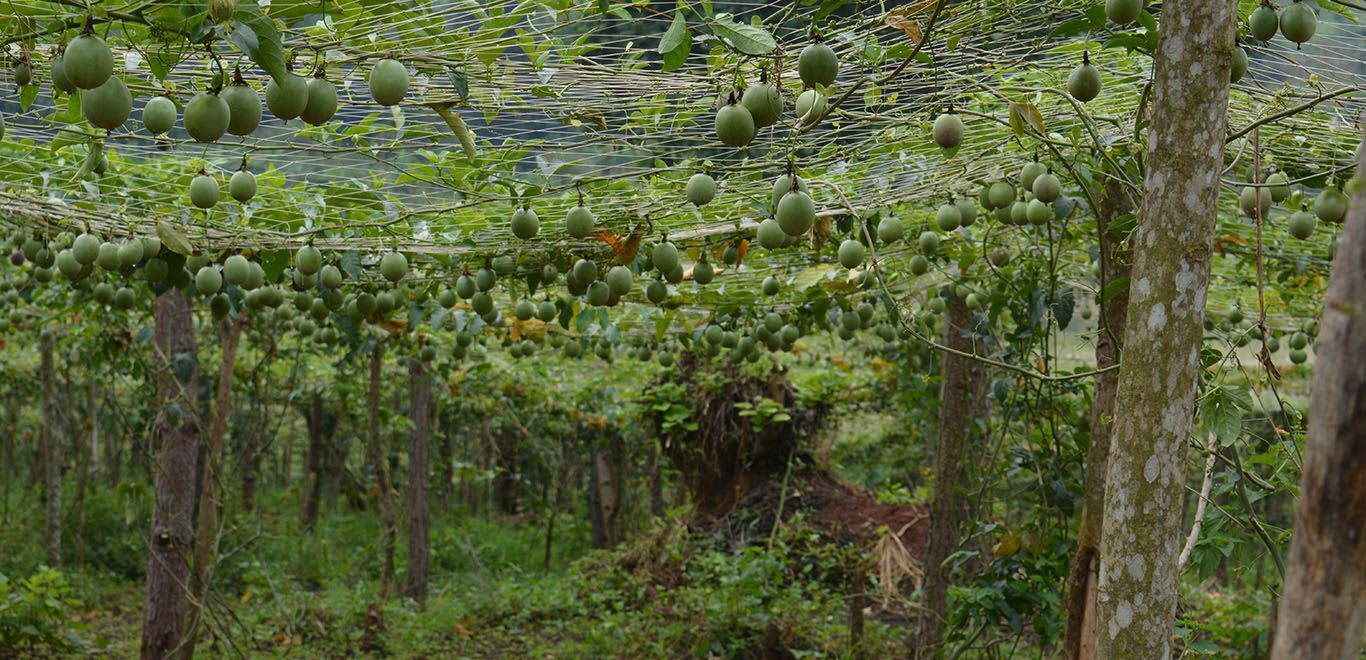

left=914, top=296, right=988, bottom=658
left=1271, top=129, right=1366, bottom=659
left=141, top=289, right=200, bottom=660
left=1096, top=1, right=1237, bottom=656
left=1063, top=178, right=1134, bottom=660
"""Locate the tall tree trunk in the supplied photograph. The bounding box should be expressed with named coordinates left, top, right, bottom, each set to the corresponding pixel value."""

left=405, top=356, right=431, bottom=606
left=648, top=439, right=665, bottom=519
left=1096, top=2, right=1237, bottom=655
left=300, top=391, right=326, bottom=532
left=915, top=297, right=989, bottom=657
left=41, top=332, right=61, bottom=567
left=1271, top=131, right=1366, bottom=659
left=141, top=289, right=200, bottom=660
left=436, top=410, right=455, bottom=510
left=1063, top=179, right=1134, bottom=659
left=181, top=313, right=245, bottom=659
left=365, top=339, right=396, bottom=598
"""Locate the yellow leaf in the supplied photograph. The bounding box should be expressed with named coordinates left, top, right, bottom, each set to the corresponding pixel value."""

left=884, top=12, right=923, bottom=43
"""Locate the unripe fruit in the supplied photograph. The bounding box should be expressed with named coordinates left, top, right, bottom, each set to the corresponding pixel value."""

left=646, top=280, right=667, bottom=304
left=1314, top=186, right=1348, bottom=223
left=1287, top=209, right=1316, bottom=239
left=1265, top=171, right=1290, bottom=202
left=838, top=239, right=865, bottom=269
left=1105, top=0, right=1143, bottom=24
left=300, top=78, right=338, bottom=125
left=72, top=233, right=100, bottom=265
left=771, top=174, right=807, bottom=210
left=932, top=113, right=963, bottom=149
left=918, top=231, right=940, bottom=255
left=795, top=89, right=826, bottom=125
left=1026, top=198, right=1053, bottom=225
left=511, top=207, right=540, bottom=239
left=475, top=267, right=497, bottom=291
left=1010, top=200, right=1028, bottom=225
left=57, top=249, right=82, bottom=279
left=296, top=246, right=323, bottom=276
left=185, top=92, right=231, bottom=143
left=63, top=34, right=113, bottom=90
left=320, top=264, right=342, bottom=289
left=715, top=102, right=756, bottom=147
left=935, top=204, right=961, bottom=231
left=222, top=83, right=262, bottom=136
left=515, top=299, right=535, bottom=320
left=1279, top=1, right=1316, bottom=46
left=210, top=0, right=238, bottom=22
left=565, top=205, right=595, bottom=238
left=1240, top=186, right=1271, bottom=219
left=265, top=73, right=309, bottom=120
left=118, top=239, right=144, bottom=267
left=606, top=265, right=633, bottom=295
left=224, top=170, right=255, bottom=204
left=741, top=82, right=781, bottom=128
left=221, top=255, right=249, bottom=285
left=572, top=258, right=597, bottom=285
left=97, top=242, right=120, bottom=270
left=1230, top=46, right=1248, bottom=84
left=114, top=286, right=136, bottom=309
left=1068, top=55, right=1101, bottom=103
left=380, top=252, right=408, bottom=282
left=143, top=96, right=177, bottom=134
left=652, top=242, right=680, bottom=274
left=82, top=76, right=132, bottom=130
left=686, top=173, right=717, bottom=206
left=777, top=190, right=816, bottom=237
left=693, top=259, right=714, bottom=285
left=1249, top=5, right=1278, bottom=41
left=1032, top=172, right=1062, bottom=203
left=956, top=198, right=979, bottom=227
left=1020, top=161, right=1046, bottom=191
left=190, top=174, right=220, bottom=209
left=762, top=276, right=780, bottom=296
left=586, top=281, right=610, bottom=306
left=369, top=59, right=409, bottom=106
left=757, top=218, right=786, bottom=250
left=987, top=181, right=1015, bottom=209
left=877, top=215, right=904, bottom=243
left=798, top=43, right=838, bottom=87
left=195, top=266, right=222, bottom=294
left=51, top=55, right=75, bottom=93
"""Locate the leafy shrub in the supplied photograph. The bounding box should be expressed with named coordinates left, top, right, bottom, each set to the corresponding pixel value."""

left=0, top=568, right=87, bottom=655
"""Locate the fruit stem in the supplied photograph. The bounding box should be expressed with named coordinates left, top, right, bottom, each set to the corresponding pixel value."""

left=1082, top=50, right=1090, bottom=65
left=239, top=154, right=249, bottom=171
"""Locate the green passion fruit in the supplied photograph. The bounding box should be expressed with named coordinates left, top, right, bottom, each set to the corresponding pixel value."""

left=511, top=207, right=540, bottom=240
left=1068, top=54, right=1101, bottom=103
left=230, top=169, right=257, bottom=202
left=686, top=173, right=717, bottom=206
left=222, top=82, right=262, bottom=136
left=189, top=173, right=220, bottom=209
left=300, top=78, right=338, bottom=126
left=265, top=72, right=309, bottom=120
left=795, top=89, right=826, bottom=125
left=715, top=102, right=756, bottom=147
left=380, top=252, right=408, bottom=282
left=741, top=82, right=781, bottom=128
left=369, top=58, right=409, bottom=106
left=838, top=239, right=865, bottom=269
left=757, top=218, right=786, bottom=250
left=185, top=91, right=231, bottom=143
left=797, top=42, right=838, bottom=88
left=652, top=242, right=680, bottom=274
left=777, top=190, right=816, bottom=237
left=932, top=113, right=964, bottom=150
left=50, top=54, right=75, bottom=93
left=565, top=204, right=595, bottom=238
left=1279, top=1, right=1317, bottom=46
left=63, top=34, right=113, bottom=90
left=82, top=76, right=132, bottom=131
left=142, top=95, right=177, bottom=134
left=1105, top=0, right=1143, bottom=24
left=1249, top=5, right=1279, bottom=41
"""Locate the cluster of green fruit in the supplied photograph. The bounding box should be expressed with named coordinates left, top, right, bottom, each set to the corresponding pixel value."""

left=1248, top=1, right=1318, bottom=49
left=978, top=161, right=1065, bottom=227
left=711, top=39, right=838, bottom=147
left=1238, top=170, right=1354, bottom=240
left=1211, top=308, right=1318, bottom=365
left=1102, top=1, right=1249, bottom=84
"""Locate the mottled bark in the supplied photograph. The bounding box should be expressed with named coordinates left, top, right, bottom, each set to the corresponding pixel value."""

left=405, top=356, right=431, bottom=606
left=41, top=332, right=61, bottom=567
left=915, top=297, right=989, bottom=657
left=1063, top=179, right=1134, bottom=660
left=365, top=339, right=396, bottom=598
left=141, top=289, right=200, bottom=660
left=1271, top=132, right=1366, bottom=659
left=588, top=449, right=621, bottom=549
left=181, top=313, right=245, bottom=659
left=1096, top=2, right=1237, bottom=656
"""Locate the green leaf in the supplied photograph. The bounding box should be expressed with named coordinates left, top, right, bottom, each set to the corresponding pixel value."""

left=156, top=221, right=195, bottom=256
left=708, top=14, right=776, bottom=55
left=1199, top=385, right=1250, bottom=446
left=229, top=2, right=286, bottom=85
left=1100, top=276, right=1130, bottom=303
left=658, top=10, right=692, bottom=72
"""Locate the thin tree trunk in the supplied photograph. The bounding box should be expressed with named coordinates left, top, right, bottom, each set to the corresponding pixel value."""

left=181, top=312, right=245, bottom=659
left=41, top=332, right=61, bottom=567
left=437, top=410, right=455, bottom=510
left=648, top=439, right=665, bottom=519
left=1062, top=178, right=1133, bottom=660
left=1271, top=130, right=1366, bottom=659
left=141, top=289, right=200, bottom=660
left=915, top=297, right=989, bottom=657
left=300, top=391, right=326, bottom=532
left=405, top=356, right=431, bottom=606
left=365, top=339, right=396, bottom=599
left=1096, top=2, right=1237, bottom=655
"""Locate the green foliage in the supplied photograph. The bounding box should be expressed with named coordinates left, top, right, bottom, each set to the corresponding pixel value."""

left=0, top=568, right=87, bottom=655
